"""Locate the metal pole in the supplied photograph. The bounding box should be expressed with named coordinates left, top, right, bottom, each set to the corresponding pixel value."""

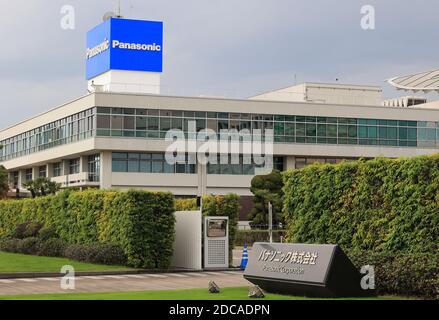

left=268, top=202, right=273, bottom=243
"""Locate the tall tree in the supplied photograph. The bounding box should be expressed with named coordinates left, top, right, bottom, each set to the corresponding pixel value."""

left=248, top=170, right=284, bottom=228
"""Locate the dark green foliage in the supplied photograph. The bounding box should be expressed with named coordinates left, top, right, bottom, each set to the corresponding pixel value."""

left=37, top=239, right=67, bottom=257
left=38, top=225, right=58, bottom=242
left=64, top=243, right=127, bottom=266
left=249, top=170, right=284, bottom=227
left=202, top=194, right=240, bottom=264
left=17, top=237, right=40, bottom=255
left=234, top=230, right=286, bottom=246
left=0, top=238, right=21, bottom=253
left=0, top=165, right=7, bottom=199
left=22, top=177, right=61, bottom=198
left=0, top=189, right=176, bottom=268
left=283, top=155, right=439, bottom=254
left=14, top=222, right=44, bottom=239
left=349, top=251, right=439, bottom=299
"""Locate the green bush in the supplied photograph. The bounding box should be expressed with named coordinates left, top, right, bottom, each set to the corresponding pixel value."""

left=235, top=230, right=286, bottom=246
left=38, top=225, right=58, bottom=242
left=0, top=238, right=21, bottom=253
left=174, top=198, right=198, bottom=211
left=348, top=251, right=439, bottom=299
left=17, top=237, right=41, bottom=255
left=283, top=155, right=439, bottom=254
left=37, top=239, right=67, bottom=257
left=202, top=194, right=240, bottom=264
left=14, top=222, right=44, bottom=239
left=0, top=189, right=176, bottom=269
left=64, top=243, right=127, bottom=266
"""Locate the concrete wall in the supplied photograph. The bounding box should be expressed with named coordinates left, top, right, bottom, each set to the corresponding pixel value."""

left=171, top=211, right=202, bottom=270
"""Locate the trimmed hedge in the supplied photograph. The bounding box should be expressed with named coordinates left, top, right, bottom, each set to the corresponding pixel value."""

left=174, top=198, right=198, bottom=211
left=0, top=189, right=176, bottom=268
left=64, top=243, right=127, bottom=266
left=283, top=155, right=439, bottom=254
left=235, top=230, right=286, bottom=246
left=349, top=251, right=439, bottom=299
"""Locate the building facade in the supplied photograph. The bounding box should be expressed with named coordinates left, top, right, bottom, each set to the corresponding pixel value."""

left=1, top=90, right=439, bottom=200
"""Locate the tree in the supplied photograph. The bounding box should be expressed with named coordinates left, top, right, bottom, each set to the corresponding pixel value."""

left=248, top=170, right=284, bottom=228
left=0, top=165, right=8, bottom=199
left=22, top=177, right=61, bottom=198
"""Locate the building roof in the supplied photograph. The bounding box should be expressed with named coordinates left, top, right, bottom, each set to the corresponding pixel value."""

left=387, top=69, right=439, bottom=93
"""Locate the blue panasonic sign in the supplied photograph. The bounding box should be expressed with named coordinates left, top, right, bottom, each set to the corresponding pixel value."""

left=86, top=18, right=163, bottom=80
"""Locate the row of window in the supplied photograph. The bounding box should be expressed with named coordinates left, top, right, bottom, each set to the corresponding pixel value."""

left=0, top=108, right=95, bottom=161
left=95, top=108, right=439, bottom=148
left=11, top=155, right=101, bottom=184
left=111, top=152, right=284, bottom=175
left=2, top=106, right=439, bottom=162
left=112, top=153, right=197, bottom=174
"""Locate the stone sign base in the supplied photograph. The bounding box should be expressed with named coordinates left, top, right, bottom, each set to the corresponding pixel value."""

left=243, top=243, right=376, bottom=298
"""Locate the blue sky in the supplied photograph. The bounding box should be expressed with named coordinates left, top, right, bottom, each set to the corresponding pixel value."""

left=0, top=0, right=438, bottom=128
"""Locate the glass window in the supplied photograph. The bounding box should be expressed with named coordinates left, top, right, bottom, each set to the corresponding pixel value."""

left=367, top=127, right=377, bottom=138
left=111, top=116, right=123, bottom=130
left=148, top=117, right=159, bottom=131
left=140, top=160, right=151, bottom=173
left=136, top=117, right=147, bottom=130
left=69, top=159, right=80, bottom=174
left=124, top=116, right=135, bottom=130
left=306, top=124, right=317, bottom=136
left=112, top=160, right=127, bottom=172
left=152, top=161, right=163, bottom=173
left=338, top=125, right=347, bottom=137
left=218, top=120, right=229, bottom=131
left=408, top=128, right=417, bottom=140
left=296, top=123, right=305, bottom=136
left=327, top=125, right=337, bottom=137
left=128, top=160, right=139, bottom=172
left=39, top=166, right=47, bottom=178
left=399, top=128, right=407, bottom=140
left=172, top=118, right=183, bottom=130
left=53, top=163, right=62, bottom=177
left=97, top=115, right=110, bottom=129
left=160, top=118, right=171, bottom=131
left=348, top=126, right=357, bottom=138
left=123, top=108, right=135, bottom=115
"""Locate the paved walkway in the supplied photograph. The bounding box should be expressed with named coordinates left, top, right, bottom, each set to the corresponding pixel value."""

left=0, top=271, right=249, bottom=296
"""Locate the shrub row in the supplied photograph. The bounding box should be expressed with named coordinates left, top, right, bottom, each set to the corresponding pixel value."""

left=174, top=198, right=198, bottom=211
left=283, top=155, right=439, bottom=254
left=0, top=189, right=175, bottom=268
left=0, top=238, right=126, bottom=265
left=234, top=230, right=286, bottom=246
left=349, top=251, right=439, bottom=299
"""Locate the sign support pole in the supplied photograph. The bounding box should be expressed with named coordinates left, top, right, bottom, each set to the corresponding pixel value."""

left=268, top=202, right=273, bottom=243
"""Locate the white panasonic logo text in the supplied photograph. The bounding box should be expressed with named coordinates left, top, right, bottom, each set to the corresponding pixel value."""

left=86, top=39, right=162, bottom=60
left=112, top=40, right=162, bottom=52
left=86, top=39, right=110, bottom=59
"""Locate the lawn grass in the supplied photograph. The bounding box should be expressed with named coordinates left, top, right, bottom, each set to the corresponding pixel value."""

left=0, top=251, right=132, bottom=273
left=0, top=287, right=412, bottom=300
